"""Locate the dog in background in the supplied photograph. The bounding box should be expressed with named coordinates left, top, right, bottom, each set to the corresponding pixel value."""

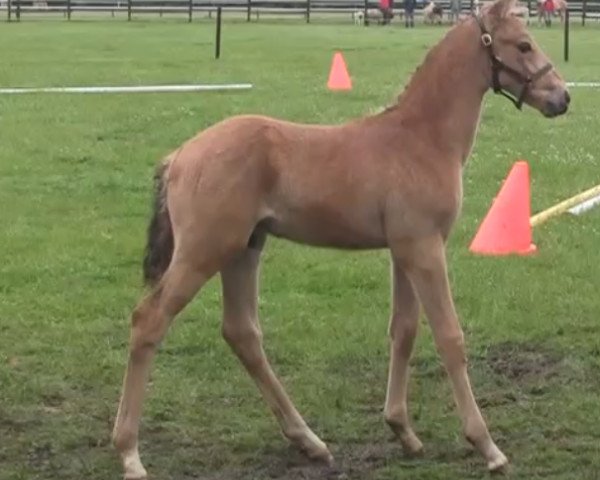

left=353, top=8, right=388, bottom=25
left=353, top=9, right=365, bottom=25
left=423, top=1, right=443, bottom=23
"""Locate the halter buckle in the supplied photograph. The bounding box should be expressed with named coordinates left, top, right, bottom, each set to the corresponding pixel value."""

left=481, top=33, right=492, bottom=47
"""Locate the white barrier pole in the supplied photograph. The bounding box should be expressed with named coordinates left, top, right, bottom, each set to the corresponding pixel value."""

left=0, top=83, right=253, bottom=94
left=566, top=82, right=600, bottom=87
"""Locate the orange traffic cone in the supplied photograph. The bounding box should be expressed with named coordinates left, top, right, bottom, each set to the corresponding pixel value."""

left=469, top=160, right=536, bottom=256
left=327, top=52, right=352, bottom=91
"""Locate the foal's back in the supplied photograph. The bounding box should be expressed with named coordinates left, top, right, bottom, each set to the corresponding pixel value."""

left=167, top=113, right=451, bottom=249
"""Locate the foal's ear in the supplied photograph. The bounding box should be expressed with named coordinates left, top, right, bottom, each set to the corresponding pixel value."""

left=487, top=0, right=518, bottom=18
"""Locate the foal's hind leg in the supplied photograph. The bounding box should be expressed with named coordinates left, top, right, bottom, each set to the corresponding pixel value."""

left=220, top=244, right=333, bottom=465
left=393, top=236, right=508, bottom=472
left=112, top=238, right=230, bottom=479
left=384, top=259, right=423, bottom=456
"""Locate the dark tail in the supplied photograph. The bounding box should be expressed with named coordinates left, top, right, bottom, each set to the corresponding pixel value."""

left=142, top=160, right=174, bottom=287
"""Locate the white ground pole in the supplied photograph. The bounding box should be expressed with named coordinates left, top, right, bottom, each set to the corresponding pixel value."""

left=568, top=193, right=600, bottom=216
left=566, top=82, right=600, bottom=87
left=0, top=84, right=253, bottom=94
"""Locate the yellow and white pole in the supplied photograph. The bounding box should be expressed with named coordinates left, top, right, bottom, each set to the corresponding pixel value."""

left=530, top=184, right=600, bottom=227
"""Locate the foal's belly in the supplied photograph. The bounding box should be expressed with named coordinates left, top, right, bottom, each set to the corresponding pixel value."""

left=262, top=206, right=388, bottom=250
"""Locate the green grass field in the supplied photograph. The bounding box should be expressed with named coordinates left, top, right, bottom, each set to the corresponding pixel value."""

left=1, top=16, right=599, bottom=480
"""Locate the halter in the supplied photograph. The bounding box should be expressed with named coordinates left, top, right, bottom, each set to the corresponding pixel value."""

left=474, top=14, right=553, bottom=110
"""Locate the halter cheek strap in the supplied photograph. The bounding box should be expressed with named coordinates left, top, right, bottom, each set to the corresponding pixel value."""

left=475, top=16, right=553, bottom=110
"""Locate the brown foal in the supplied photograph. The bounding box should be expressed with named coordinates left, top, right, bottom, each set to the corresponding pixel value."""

left=112, top=0, right=569, bottom=477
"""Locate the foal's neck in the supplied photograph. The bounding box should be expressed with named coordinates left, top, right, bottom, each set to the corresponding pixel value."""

left=383, top=19, right=489, bottom=165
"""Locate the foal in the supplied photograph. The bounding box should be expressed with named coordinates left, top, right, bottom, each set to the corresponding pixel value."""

left=112, top=0, right=569, bottom=477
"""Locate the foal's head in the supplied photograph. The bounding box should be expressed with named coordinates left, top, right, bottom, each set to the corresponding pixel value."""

left=480, top=0, right=569, bottom=117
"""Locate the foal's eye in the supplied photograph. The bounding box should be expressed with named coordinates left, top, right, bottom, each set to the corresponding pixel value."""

left=517, top=41, right=532, bottom=53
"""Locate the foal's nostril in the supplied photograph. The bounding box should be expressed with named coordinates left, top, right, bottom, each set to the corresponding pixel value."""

left=564, top=90, right=571, bottom=105
left=545, top=96, right=568, bottom=117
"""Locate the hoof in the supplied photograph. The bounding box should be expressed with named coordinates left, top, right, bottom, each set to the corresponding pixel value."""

left=287, top=427, right=334, bottom=466
left=305, top=445, right=335, bottom=467
left=121, top=449, right=147, bottom=480
left=400, top=433, right=424, bottom=457
left=124, top=469, right=147, bottom=480
left=465, top=432, right=508, bottom=474
left=488, top=452, right=509, bottom=474
left=387, top=420, right=424, bottom=457
left=124, top=473, right=147, bottom=480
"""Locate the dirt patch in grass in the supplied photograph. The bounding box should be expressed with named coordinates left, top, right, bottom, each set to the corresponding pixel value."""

left=197, top=441, right=401, bottom=480
left=486, top=341, right=563, bottom=384
left=27, top=441, right=55, bottom=470
left=0, top=409, right=42, bottom=434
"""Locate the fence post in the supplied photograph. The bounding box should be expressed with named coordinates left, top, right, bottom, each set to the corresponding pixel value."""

left=7, top=0, right=12, bottom=22
left=306, top=0, right=310, bottom=22
left=127, top=0, right=132, bottom=21
left=188, top=0, right=192, bottom=22
left=582, top=0, right=586, bottom=25
left=67, top=0, right=71, bottom=20
left=215, top=6, right=222, bottom=59
left=246, top=0, right=251, bottom=21
left=564, top=9, right=569, bottom=61
left=363, top=0, right=368, bottom=25
left=16, top=0, right=20, bottom=21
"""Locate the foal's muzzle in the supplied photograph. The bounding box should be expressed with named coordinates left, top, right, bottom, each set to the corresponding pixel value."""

left=544, top=89, right=570, bottom=117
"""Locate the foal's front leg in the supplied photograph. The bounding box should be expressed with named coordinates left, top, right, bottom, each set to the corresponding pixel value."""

left=383, top=260, right=424, bottom=455
left=394, top=236, right=508, bottom=472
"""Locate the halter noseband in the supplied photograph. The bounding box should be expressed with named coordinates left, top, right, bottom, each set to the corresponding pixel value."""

left=474, top=14, right=553, bottom=110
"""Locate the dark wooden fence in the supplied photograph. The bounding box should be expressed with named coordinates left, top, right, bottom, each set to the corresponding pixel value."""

left=5, top=0, right=600, bottom=23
